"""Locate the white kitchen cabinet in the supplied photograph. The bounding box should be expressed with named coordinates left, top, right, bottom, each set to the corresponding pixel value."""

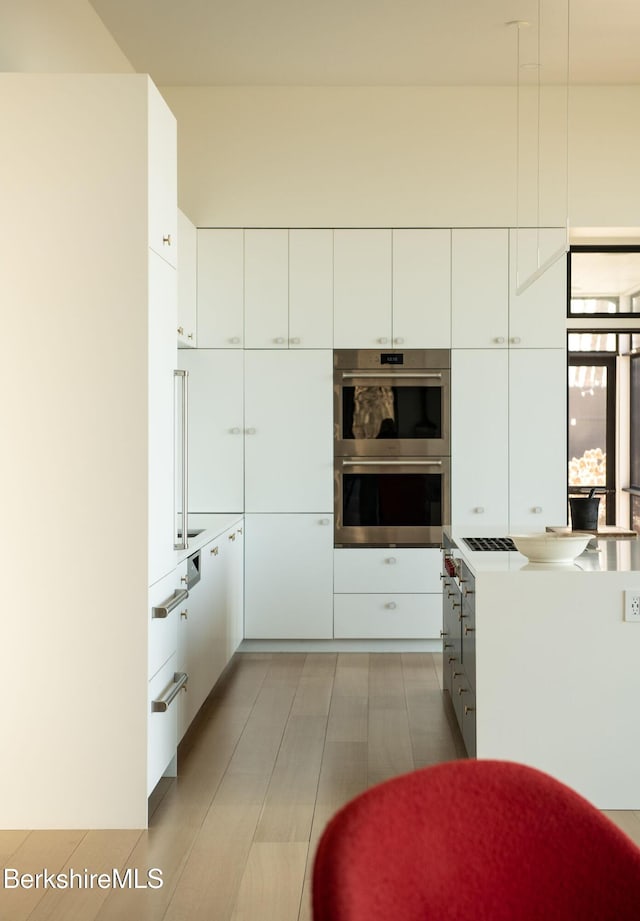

left=177, top=209, right=197, bottom=347
left=509, top=348, right=567, bottom=531
left=451, top=349, right=509, bottom=530
left=147, top=654, right=180, bottom=795
left=148, top=563, right=188, bottom=792
left=147, top=84, right=177, bottom=269
left=508, top=228, right=567, bottom=349
left=183, top=543, right=226, bottom=725
left=451, top=229, right=509, bottom=348
left=334, top=229, right=392, bottom=348
left=178, top=349, right=244, bottom=512
left=244, top=349, right=333, bottom=512
left=334, top=548, right=441, bottom=594
left=392, top=229, right=451, bottom=348
left=177, top=522, right=244, bottom=737
left=333, top=548, right=442, bottom=639
left=197, top=229, right=244, bottom=348
left=3, top=74, right=177, bottom=829
left=244, top=229, right=289, bottom=348
left=451, top=347, right=566, bottom=532
left=334, top=594, right=441, bottom=639
left=244, top=514, right=334, bottom=638
left=289, top=228, right=333, bottom=347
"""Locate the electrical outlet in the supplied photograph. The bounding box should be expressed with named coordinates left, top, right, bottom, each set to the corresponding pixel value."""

left=624, top=591, right=640, bottom=623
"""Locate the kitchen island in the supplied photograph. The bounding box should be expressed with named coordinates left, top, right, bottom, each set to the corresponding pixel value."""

left=443, top=526, right=640, bottom=809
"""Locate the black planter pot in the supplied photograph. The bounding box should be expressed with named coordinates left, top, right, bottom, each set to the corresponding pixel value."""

left=569, top=497, right=600, bottom=531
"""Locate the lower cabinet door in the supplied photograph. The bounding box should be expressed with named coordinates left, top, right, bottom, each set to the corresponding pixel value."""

left=333, top=593, right=441, bottom=639
left=147, top=654, right=180, bottom=795
left=244, top=513, right=334, bottom=638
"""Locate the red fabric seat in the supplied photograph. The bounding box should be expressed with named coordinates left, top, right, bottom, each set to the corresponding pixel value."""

left=312, top=759, right=640, bottom=920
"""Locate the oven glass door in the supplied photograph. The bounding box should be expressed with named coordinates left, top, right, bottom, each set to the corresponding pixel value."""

left=334, top=370, right=450, bottom=457
left=334, top=457, right=450, bottom=547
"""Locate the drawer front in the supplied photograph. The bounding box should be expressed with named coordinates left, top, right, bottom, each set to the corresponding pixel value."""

left=148, top=564, right=186, bottom=680
left=334, top=548, right=441, bottom=594
left=334, top=593, right=441, bottom=639
left=147, top=654, right=180, bottom=795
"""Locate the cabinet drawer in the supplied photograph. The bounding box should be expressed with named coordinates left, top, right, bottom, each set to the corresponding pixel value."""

left=148, top=565, right=186, bottom=680
left=334, top=548, right=441, bottom=594
left=334, top=593, right=441, bottom=639
left=147, top=654, right=183, bottom=795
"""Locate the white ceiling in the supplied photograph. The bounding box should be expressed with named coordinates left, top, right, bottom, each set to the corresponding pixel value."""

left=88, top=0, right=640, bottom=87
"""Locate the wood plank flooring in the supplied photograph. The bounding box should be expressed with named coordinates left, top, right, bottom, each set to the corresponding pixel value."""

left=2, top=652, right=640, bottom=921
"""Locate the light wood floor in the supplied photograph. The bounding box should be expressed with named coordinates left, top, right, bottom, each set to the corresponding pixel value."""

left=2, top=652, right=640, bottom=921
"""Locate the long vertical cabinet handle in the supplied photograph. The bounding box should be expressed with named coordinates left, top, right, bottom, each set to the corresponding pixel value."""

left=174, top=369, right=189, bottom=550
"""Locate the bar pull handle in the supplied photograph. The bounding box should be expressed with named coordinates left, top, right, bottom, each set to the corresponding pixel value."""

left=341, top=372, right=442, bottom=380
left=342, top=459, right=442, bottom=467
left=152, top=588, right=189, bottom=619
left=151, top=672, right=188, bottom=712
left=174, top=370, right=189, bottom=550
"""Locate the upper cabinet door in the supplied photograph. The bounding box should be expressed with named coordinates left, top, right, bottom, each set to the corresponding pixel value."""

left=392, top=229, right=451, bottom=348
left=197, top=229, right=244, bottom=348
left=289, top=229, right=333, bottom=348
left=334, top=229, right=392, bottom=348
left=147, top=82, right=177, bottom=268
left=244, top=349, right=333, bottom=512
left=508, top=228, right=567, bottom=349
left=451, top=229, right=508, bottom=348
left=244, top=229, right=289, bottom=348
left=177, top=210, right=197, bottom=347
left=508, top=348, right=567, bottom=531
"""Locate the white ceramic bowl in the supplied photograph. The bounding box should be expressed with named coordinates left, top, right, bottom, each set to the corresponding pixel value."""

left=509, top=532, right=592, bottom=564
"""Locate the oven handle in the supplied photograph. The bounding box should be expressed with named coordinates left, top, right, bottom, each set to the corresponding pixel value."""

left=341, top=372, right=442, bottom=379
left=342, top=459, right=443, bottom=467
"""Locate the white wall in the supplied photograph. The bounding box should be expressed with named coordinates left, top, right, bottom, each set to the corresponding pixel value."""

left=0, top=0, right=134, bottom=72
left=161, top=84, right=640, bottom=231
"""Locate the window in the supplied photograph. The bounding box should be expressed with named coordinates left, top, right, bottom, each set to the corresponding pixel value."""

left=568, top=246, right=640, bottom=317
left=568, top=348, right=616, bottom=526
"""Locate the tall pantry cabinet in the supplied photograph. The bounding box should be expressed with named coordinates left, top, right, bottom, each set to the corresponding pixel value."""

left=1, top=74, right=178, bottom=829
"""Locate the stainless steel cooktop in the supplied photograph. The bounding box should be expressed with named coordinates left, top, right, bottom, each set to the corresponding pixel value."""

left=462, top=537, right=516, bottom=552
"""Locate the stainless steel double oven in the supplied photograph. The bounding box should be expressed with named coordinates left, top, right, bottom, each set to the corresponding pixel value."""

left=333, top=349, right=450, bottom=547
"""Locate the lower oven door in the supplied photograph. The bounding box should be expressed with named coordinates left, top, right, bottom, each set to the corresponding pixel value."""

left=334, top=456, right=450, bottom=547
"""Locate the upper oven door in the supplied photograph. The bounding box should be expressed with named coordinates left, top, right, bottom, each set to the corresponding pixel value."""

left=334, top=349, right=450, bottom=457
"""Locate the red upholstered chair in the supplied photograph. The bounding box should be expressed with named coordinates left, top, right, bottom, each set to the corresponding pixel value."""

left=312, top=759, right=640, bottom=921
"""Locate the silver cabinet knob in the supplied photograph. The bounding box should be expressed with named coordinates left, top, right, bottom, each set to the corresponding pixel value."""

left=230, top=336, right=241, bottom=344
left=163, top=234, right=172, bottom=245
left=230, top=427, right=242, bottom=434
left=385, top=602, right=397, bottom=610
left=245, top=427, right=256, bottom=435
left=393, top=337, right=405, bottom=345
left=319, top=518, right=330, bottom=525
left=494, top=336, right=505, bottom=344
left=274, top=337, right=285, bottom=344
left=377, top=337, right=389, bottom=344
left=385, top=557, right=397, bottom=565
left=474, top=506, right=485, bottom=514
left=510, top=336, right=522, bottom=344
left=177, top=326, right=184, bottom=335
left=180, top=609, right=188, bottom=620
left=187, top=333, right=194, bottom=340
left=290, top=337, right=301, bottom=345
left=532, top=506, right=542, bottom=513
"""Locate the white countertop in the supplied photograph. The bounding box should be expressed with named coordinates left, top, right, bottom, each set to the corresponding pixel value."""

left=444, top=525, right=640, bottom=575
left=177, top=512, right=243, bottom=562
